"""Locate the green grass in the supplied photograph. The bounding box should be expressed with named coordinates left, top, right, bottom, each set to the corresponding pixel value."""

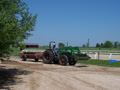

left=38, top=47, right=49, bottom=50
left=77, top=59, right=120, bottom=67
left=79, top=47, right=120, bottom=50
left=1, top=60, right=16, bottom=63
left=79, top=47, right=120, bottom=53
left=10, top=48, right=20, bottom=56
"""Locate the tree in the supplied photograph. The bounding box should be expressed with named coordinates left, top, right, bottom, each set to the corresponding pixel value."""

left=96, top=43, right=100, bottom=48
left=82, top=44, right=85, bottom=47
left=104, top=41, right=113, bottom=48
left=0, top=0, right=37, bottom=57
left=118, top=43, right=120, bottom=48
left=58, top=43, right=65, bottom=48
left=19, top=43, right=26, bottom=51
left=113, top=41, right=119, bottom=48
left=100, top=43, right=104, bottom=48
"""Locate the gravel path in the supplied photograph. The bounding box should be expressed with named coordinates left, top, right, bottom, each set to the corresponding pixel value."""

left=0, top=57, right=120, bottom=90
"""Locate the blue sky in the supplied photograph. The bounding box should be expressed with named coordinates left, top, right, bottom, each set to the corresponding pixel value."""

left=23, top=0, right=120, bottom=47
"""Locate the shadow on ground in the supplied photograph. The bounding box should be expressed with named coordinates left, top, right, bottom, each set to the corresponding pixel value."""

left=75, top=65, right=88, bottom=68
left=0, top=67, right=33, bottom=90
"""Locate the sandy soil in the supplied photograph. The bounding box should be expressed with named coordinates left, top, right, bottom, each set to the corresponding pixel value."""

left=0, top=57, right=120, bottom=90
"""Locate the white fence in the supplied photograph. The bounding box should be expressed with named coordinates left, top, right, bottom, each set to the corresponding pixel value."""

left=82, top=51, right=120, bottom=61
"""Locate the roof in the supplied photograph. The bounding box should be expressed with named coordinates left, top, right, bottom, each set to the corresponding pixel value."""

left=25, top=43, right=39, bottom=46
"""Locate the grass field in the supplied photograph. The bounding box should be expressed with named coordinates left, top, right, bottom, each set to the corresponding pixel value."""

left=77, top=60, right=120, bottom=67
left=79, top=47, right=120, bottom=53
left=79, top=47, right=120, bottom=50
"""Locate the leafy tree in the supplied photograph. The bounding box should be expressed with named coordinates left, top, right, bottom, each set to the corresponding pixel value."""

left=19, top=43, right=26, bottom=51
left=104, top=41, right=113, bottom=48
left=118, top=43, right=120, bottom=48
left=0, top=0, right=37, bottom=57
left=82, top=44, right=85, bottom=47
left=100, top=43, right=104, bottom=48
left=113, top=41, right=119, bottom=48
left=58, top=43, right=65, bottom=48
left=96, top=43, right=100, bottom=48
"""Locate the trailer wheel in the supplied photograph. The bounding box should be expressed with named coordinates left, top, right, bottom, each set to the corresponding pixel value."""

left=35, top=59, right=38, bottom=62
left=59, top=55, right=68, bottom=65
left=43, top=50, right=54, bottom=64
left=22, top=55, right=27, bottom=61
left=69, top=58, right=76, bottom=65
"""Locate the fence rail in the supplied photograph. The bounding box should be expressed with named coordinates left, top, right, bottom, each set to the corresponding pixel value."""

left=82, top=51, right=120, bottom=60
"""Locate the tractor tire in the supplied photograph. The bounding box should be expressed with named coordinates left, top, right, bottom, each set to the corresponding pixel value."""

left=69, top=58, right=76, bottom=65
left=43, top=50, right=54, bottom=64
left=22, top=55, right=27, bottom=61
left=35, top=59, right=38, bottom=62
left=59, top=55, right=68, bottom=66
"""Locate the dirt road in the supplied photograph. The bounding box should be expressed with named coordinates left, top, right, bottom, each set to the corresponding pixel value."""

left=1, top=57, right=120, bottom=90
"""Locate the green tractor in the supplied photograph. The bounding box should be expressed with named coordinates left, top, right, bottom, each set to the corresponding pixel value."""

left=42, top=41, right=90, bottom=66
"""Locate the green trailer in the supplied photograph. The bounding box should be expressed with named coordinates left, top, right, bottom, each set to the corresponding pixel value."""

left=42, top=41, right=90, bottom=66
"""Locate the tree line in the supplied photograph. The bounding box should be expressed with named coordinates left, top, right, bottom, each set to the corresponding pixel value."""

left=96, top=41, right=120, bottom=48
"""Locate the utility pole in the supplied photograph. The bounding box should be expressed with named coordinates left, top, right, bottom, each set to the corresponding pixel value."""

left=67, top=42, right=68, bottom=46
left=88, top=38, right=90, bottom=47
left=86, top=38, right=90, bottom=47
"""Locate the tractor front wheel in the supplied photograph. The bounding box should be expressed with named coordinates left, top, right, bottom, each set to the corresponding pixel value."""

left=69, top=58, right=76, bottom=65
left=59, top=55, right=68, bottom=65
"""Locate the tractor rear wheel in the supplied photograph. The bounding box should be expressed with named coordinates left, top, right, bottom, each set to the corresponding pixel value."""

left=69, top=58, right=76, bottom=65
left=59, top=55, right=68, bottom=65
left=43, top=50, right=54, bottom=64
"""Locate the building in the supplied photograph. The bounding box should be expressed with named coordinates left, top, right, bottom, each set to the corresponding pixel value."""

left=25, top=43, right=39, bottom=48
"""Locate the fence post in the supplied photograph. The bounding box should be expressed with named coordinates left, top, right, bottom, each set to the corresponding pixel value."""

left=109, top=53, right=112, bottom=59
left=98, top=52, right=100, bottom=60
left=95, top=52, right=97, bottom=60
left=87, top=52, right=89, bottom=56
